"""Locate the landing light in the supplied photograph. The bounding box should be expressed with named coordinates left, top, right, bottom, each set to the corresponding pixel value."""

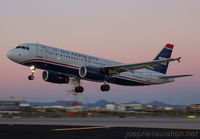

left=30, top=66, right=35, bottom=70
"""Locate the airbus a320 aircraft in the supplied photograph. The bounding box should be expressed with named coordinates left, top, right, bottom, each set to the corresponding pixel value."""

left=7, top=43, right=192, bottom=93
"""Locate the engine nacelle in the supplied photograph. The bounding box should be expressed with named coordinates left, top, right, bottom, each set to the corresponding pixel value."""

left=42, top=70, right=69, bottom=84
left=79, top=66, right=106, bottom=81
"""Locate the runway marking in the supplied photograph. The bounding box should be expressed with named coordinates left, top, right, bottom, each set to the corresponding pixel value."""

left=52, top=126, right=112, bottom=131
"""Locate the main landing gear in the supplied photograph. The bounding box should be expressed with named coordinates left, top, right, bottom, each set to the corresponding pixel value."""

left=74, top=78, right=84, bottom=93
left=100, top=83, right=110, bottom=92
left=100, top=73, right=110, bottom=92
left=28, top=65, right=36, bottom=80
left=75, top=86, right=84, bottom=93
left=74, top=83, right=110, bottom=93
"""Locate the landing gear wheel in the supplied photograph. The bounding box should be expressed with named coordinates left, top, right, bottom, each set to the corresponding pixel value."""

left=105, top=84, right=110, bottom=91
left=100, top=84, right=110, bottom=92
left=75, top=86, right=84, bottom=93
left=65, top=77, right=70, bottom=84
left=28, top=75, right=34, bottom=80
left=101, top=85, right=105, bottom=92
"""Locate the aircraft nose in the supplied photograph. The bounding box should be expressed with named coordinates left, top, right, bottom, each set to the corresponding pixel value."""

left=7, top=49, right=15, bottom=60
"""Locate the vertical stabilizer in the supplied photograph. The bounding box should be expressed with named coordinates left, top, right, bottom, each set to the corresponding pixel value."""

left=153, top=44, right=174, bottom=74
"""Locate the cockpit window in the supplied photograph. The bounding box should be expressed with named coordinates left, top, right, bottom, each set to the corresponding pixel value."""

left=15, top=46, right=30, bottom=50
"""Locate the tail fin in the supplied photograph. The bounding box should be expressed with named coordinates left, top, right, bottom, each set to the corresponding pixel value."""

left=153, top=43, right=174, bottom=74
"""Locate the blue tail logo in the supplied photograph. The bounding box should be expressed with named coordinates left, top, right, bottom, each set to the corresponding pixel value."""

left=153, top=44, right=174, bottom=74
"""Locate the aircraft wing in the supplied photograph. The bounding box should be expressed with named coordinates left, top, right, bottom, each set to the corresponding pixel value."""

left=101, top=57, right=181, bottom=74
left=160, top=74, right=193, bottom=79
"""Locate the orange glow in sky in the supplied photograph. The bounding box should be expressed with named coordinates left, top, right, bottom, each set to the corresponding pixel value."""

left=0, top=0, right=199, bottom=104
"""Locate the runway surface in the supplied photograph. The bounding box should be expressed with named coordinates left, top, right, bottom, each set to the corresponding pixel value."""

left=0, top=117, right=200, bottom=139
left=0, top=117, right=200, bottom=129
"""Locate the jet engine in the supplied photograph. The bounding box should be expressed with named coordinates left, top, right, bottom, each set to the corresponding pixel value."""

left=42, top=70, right=69, bottom=84
left=79, top=66, right=106, bottom=81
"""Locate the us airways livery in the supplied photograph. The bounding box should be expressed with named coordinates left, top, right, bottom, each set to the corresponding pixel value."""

left=7, top=43, right=192, bottom=93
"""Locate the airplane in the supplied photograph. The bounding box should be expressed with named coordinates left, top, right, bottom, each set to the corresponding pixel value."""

left=7, top=43, right=192, bottom=93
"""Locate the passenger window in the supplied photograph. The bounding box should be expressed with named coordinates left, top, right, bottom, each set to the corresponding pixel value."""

left=21, top=46, right=25, bottom=49
left=26, top=47, right=29, bottom=50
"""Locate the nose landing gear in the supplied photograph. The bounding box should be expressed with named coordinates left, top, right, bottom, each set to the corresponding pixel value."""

left=28, top=66, right=36, bottom=80
left=28, top=75, right=34, bottom=80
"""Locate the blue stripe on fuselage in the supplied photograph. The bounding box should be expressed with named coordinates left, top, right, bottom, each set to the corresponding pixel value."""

left=23, top=60, right=150, bottom=86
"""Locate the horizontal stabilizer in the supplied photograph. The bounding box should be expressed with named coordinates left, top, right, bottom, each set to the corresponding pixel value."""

left=160, top=74, right=193, bottom=79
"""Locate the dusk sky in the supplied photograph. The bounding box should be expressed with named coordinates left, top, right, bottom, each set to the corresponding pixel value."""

left=0, top=0, right=199, bottom=105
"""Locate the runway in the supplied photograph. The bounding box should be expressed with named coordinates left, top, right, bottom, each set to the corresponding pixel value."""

left=0, top=117, right=200, bottom=139
left=0, top=117, right=200, bottom=129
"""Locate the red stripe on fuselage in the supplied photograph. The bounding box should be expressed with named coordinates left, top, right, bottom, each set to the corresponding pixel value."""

left=22, top=59, right=156, bottom=85
left=21, top=59, right=80, bottom=69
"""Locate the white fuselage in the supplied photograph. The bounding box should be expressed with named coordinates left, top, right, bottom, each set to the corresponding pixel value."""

left=7, top=43, right=173, bottom=86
